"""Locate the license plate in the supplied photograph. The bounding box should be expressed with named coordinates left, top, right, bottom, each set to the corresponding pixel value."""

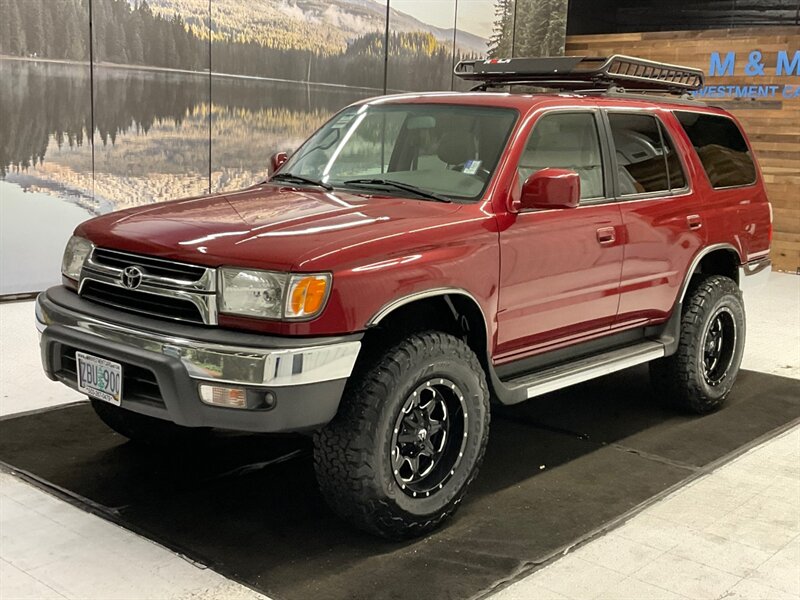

left=76, top=352, right=122, bottom=406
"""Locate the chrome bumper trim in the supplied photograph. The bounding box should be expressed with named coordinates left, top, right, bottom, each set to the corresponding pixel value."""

left=35, top=296, right=360, bottom=388
left=739, top=257, right=771, bottom=293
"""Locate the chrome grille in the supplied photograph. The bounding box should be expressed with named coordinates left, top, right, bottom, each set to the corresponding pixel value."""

left=81, top=280, right=206, bottom=323
left=79, top=248, right=217, bottom=325
left=92, top=247, right=207, bottom=282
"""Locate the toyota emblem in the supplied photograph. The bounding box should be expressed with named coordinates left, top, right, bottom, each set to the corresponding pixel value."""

left=121, top=266, right=143, bottom=289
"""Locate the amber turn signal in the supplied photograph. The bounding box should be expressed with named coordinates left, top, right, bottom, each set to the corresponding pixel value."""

left=286, top=274, right=330, bottom=319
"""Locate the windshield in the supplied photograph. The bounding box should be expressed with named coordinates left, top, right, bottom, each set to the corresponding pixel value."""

left=279, top=103, right=518, bottom=202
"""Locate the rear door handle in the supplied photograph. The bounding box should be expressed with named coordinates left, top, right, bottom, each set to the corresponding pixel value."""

left=687, top=214, right=703, bottom=230
left=596, top=226, right=616, bottom=246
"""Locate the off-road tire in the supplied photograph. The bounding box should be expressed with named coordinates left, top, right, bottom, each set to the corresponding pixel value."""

left=313, top=331, right=490, bottom=540
left=91, top=399, right=210, bottom=447
left=650, top=275, right=745, bottom=413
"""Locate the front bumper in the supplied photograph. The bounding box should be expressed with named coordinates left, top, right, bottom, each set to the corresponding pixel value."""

left=36, top=286, right=362, bottom=432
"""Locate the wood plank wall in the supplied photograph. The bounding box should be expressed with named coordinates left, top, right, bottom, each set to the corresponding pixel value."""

left=566, top=28, right=800, bottom=273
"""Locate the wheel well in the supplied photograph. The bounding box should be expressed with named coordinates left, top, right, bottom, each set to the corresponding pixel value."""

left=695, top=249, right=740, bottom=286
left=361, top=294, right=489, bottom=372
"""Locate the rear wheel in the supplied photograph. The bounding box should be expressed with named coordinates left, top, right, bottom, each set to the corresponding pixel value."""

left=313, top=331, right=490, bottom=539
left=91, top=399, right=210, bottom=446
left=650, top=275, right=745, bottom=413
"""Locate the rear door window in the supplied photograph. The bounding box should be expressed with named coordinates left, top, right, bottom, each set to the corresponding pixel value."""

left=607, top=113, right=685, bottom=196
left=675, top=111, right=756, bottom=188
left=658, top=120, right=687, bottom=190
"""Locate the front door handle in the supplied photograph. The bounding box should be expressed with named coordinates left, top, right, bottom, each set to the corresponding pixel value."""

left=596, top=226, right=616, bottom=246
left=687, top=214, right=703, bottom=230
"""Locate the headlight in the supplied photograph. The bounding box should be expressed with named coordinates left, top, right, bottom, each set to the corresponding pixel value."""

left=219, top=268, right=287, bottom=319
left=218, top=268, right=331, bottom=320
left=61, top=236, right=94, bottom=281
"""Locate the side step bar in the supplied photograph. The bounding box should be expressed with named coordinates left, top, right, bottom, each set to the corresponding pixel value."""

left=501, top=341, right=666, bottom=401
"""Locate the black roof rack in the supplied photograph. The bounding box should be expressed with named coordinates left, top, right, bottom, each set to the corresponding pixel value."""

left=454, top=55, right=705, bottom=95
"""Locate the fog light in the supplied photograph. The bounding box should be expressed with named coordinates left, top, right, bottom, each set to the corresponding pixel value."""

left=199, top=384, right=247, bottom=408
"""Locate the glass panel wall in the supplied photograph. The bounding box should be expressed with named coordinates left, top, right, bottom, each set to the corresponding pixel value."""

left=0, top=0, right=569, bottom=295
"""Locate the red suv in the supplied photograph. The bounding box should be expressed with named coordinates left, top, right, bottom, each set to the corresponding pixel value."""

left=37, top=56, right=772, bottom=539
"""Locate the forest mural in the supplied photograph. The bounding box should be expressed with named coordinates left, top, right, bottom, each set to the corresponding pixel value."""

left=0, top=0, right=569, bottom=295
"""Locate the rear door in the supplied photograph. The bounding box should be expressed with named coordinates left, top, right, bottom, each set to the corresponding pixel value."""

left=604, top=110, right=706, bottom=327
left=495, top=109, right=624, bottom=360
left=673, top=110, right=769, bottom=261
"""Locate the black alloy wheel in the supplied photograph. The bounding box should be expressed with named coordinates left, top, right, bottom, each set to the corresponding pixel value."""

left=391, top=378, right=468, bottom=498
left=702, top=307, right=737, bottom=387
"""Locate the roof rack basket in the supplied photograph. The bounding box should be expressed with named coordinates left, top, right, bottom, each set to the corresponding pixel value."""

left=454, top=55, right=704, bottom=95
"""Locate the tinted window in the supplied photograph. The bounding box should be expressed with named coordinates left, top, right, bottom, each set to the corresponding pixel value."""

left=608, top=113, right=680, bottom=195
left=675, top=112, right=756, bottom=188
left=658, top=121, right=687, bottom=189
left=518, top=113, right=604, bottom=200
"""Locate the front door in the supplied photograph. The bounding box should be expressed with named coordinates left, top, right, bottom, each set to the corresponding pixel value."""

left=496, top=110, right=624, bottom=361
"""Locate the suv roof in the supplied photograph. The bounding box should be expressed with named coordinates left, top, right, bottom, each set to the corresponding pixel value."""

left=359, top=90, right=726, bottom=117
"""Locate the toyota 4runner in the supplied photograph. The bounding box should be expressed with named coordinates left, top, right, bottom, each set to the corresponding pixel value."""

left=36, top=56, right=772, bottom=539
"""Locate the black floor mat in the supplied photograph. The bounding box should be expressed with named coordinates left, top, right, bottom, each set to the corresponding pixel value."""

left=1, top=367, right=798, bottom=600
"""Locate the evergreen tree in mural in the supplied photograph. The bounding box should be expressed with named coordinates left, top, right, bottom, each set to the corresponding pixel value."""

left=488, top=0, right=567, bottom=58
left=488, top=0, right=515, bottom=58
left=514, top=0, right=568, bottom=56
left=0, top=0, right=87, bottom=60
left=0, top=0, right=204, bottom=68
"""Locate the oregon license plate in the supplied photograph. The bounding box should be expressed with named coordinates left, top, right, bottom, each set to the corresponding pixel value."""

left=76, top=352, right=122, bottom=406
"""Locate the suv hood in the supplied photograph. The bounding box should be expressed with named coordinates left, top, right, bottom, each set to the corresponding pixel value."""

left=76, top=184, right=463, bottom=271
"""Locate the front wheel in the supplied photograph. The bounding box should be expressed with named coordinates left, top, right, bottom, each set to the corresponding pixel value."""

left=650, top=274, right=745, bottom=413
left=313, top=331, right=490, bottom=539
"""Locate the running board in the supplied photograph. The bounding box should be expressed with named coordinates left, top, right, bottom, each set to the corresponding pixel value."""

left=503, top=341, right=666, bottom=400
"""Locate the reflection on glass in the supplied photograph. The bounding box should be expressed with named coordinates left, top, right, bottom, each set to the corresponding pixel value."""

left=210, top=77, right=371, bottom=193
left=92, top=66, right=210, bottom=207
left=285, top=103, right=518, bottom=201
left=0, top=181, right=92, bottom=295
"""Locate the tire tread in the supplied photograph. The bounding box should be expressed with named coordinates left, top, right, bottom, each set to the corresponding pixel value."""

left=313, top=331, right=490, bottom=539
left=650, top=274, right=744, bottom=413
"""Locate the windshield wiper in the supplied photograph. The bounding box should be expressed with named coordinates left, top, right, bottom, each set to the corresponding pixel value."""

left=270, top=172, right=334, bottom=191
left=343, top=178, right=451, bottom=203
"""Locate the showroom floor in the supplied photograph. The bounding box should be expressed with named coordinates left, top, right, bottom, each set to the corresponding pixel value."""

left=1, top=273, right=798, bottom=600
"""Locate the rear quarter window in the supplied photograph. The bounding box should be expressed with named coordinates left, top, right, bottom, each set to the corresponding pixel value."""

left=675, top=111, right=757, bottom=189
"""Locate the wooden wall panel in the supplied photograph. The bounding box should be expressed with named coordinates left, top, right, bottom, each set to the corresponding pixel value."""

left=566, top=27, right=800, bottom=273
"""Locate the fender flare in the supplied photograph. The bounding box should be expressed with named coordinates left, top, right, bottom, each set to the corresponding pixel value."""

left=367, top=287, right=489, bottom=332
left=677, top=243, right=742, bottom=303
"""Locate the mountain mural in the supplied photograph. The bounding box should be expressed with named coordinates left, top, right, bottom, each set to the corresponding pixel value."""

left=141, top=0, right=489, bottom=55
left=0, top=0, right=572, bottom=295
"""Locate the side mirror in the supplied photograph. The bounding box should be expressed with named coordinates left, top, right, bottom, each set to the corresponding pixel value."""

left=518, top=168, right=580, bottom=211
left=269, top=151, right=289, bottom=176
